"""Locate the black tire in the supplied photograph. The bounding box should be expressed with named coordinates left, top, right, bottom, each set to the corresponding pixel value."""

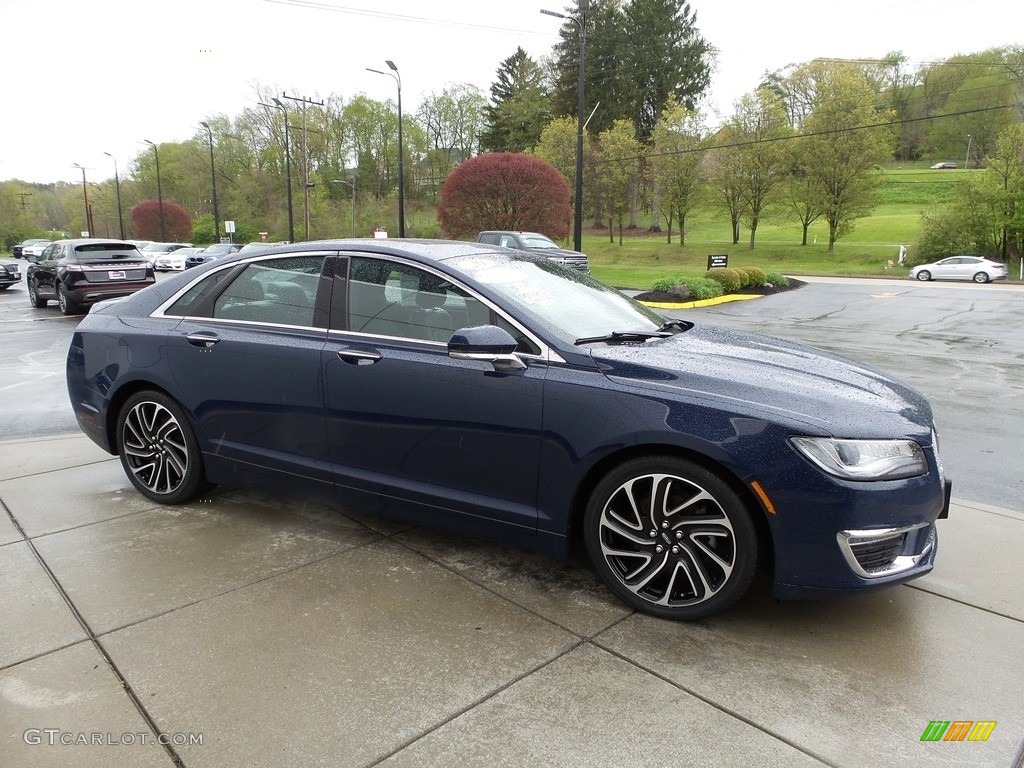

left=0, top=285, right=8, bottom=291
left=972, top=272, right=990, bottom=284
left=583, top=456, right=758, bottom=620
left=28, top=279, right=47, bottom=308
left=915, top=270, right=931, bottom=282
left=57, top=283, right=82, bottom=315
left=117, top=391, right=206, bottom=504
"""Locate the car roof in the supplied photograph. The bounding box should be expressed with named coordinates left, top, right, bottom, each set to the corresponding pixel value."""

left=235, top=238, right=502, bottom=263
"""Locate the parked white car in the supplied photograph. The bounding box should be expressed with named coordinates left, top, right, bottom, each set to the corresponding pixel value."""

left=910, top=256, right=1007, bottom=283
left=154, top=247, right=203, bottom=272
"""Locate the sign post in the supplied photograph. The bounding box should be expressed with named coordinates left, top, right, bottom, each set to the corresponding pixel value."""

left=707, top=254, right=728, bottom=270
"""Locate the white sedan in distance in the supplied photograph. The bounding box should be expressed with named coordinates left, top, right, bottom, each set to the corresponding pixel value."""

left=910, top=256, right=1007, bottom=283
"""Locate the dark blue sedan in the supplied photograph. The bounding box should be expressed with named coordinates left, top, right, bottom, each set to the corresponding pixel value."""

left=66, top=240, right=949, bottom=620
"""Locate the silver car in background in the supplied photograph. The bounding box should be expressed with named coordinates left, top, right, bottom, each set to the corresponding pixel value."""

left=910, top=256, right=1007, bottom=283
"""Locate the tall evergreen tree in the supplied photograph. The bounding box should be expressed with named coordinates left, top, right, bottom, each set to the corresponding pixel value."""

left=479, top=47, right=551, bottom=153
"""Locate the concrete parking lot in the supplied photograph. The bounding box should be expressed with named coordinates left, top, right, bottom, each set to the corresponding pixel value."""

left=1, top=274, right=1023, bottom=767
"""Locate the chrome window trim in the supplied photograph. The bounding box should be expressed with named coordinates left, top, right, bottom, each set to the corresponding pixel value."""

left=149, top=251, right=333, bottom=321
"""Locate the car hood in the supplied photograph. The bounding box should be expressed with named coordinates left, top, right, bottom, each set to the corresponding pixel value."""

left=590, top=324, right=933, bottom=439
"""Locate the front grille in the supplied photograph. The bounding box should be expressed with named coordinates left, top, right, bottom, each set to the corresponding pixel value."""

left=847, top=533, right=905, bottom=573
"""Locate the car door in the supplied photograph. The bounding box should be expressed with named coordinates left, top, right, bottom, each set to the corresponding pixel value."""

left=162, top=253, right=333, bottom=487
left=31, top=243, right=63, bottom=297
left=322, top=254, right=546, bottom=535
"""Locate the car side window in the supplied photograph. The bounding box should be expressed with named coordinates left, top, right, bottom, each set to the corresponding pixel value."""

left=344, top=257, right=540, bottom=353
left=212, top=256, right=324, bottom=326
left=347, top=258, right=486, bottom=343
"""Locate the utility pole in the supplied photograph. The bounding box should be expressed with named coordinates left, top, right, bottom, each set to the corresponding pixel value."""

left=283, top=93, right=325, bottom=241
left=17, top=192, right=32, bottom=212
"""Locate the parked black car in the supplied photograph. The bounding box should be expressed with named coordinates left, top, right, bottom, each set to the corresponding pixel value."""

left=185, top=242, right=242, bottom=269
left=0, top=259, right=21, bottom=289
left=26, top=239, right=155, bottom=315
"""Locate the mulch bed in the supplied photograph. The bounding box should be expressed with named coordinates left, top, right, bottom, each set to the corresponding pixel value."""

left=634, top=278, right=806, bottom=303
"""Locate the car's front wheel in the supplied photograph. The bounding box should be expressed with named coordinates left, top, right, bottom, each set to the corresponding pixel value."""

left=28, top=279, right=47, bottom=308
left=973, top=272, right=990, bottom=284
left=117, top=391, right=206, bottom=504
left=583, top=456, right=758, bottom=620
left=915, top=270, right=931, bottom=281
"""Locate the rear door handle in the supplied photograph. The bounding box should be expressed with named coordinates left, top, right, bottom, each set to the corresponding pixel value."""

left=337, top=349, right=382, bottom=365
left=186, top=332, right=220, bottom=348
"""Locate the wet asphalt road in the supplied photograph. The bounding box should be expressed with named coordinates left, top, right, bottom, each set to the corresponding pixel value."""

left=1, top=270, right=1021, bottom=512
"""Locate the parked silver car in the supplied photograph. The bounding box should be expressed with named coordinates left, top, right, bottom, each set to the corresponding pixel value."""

left=910, top=256, right=1007, bottom=283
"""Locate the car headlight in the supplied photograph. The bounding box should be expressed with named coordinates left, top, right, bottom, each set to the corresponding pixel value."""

left=790, top=437, right=928, bottom=481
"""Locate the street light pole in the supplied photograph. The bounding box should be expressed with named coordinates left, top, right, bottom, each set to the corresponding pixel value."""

left=542, top=3, right=587, bottom=252
left=332, top=179, right=357, bottom=236
left=142, top=140, right=166, bottom=241
left=72, top=163, right=95, bottom=237
left=367, top=61, right=405, bottom=237
left=263, top=99, right=295, bottom=242
left=199, top=122, right=220, bottom=244
left=102, top=152, right=125, bottom=239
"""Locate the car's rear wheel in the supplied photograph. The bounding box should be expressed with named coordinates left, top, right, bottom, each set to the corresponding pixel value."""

left=117, top=391, right=206, bottom=504
left=28, top=279, right=47, bottom=308
left=973, top=272, right=990, bottom=284
left=583, top=456, right=758, bottom=620
left=915, top=270, right=931, bottom=281
left=57, top=283, right=82, bottom=315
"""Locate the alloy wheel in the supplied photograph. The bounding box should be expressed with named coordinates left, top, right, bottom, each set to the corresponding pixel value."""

left=594, top=471, right=741, bottom=611
left=121, top=400, right=190, bottom=496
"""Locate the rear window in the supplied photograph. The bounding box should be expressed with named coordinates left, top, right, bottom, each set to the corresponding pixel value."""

left=73, top=243, right=143, bottom=261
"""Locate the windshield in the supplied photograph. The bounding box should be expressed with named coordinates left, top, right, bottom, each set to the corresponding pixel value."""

left=205, top=244, right=236, bottom=254
left=520, top=233, right=560, bottom=249
left=450, top=253, right=663, bottom=342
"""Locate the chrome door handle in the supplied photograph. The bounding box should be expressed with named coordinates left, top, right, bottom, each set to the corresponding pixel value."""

left=186, top=332, right=220, bottom=348
left=337, top=349, right=382, bottom=365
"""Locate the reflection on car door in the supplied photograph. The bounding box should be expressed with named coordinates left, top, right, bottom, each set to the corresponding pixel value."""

left=322, top=255, right=545, bottom=536
left=164, top=254, right=332, bottom=487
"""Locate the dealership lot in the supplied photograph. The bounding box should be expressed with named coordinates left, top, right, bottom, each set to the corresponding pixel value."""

left=1, top=275, right=1023, bottom=767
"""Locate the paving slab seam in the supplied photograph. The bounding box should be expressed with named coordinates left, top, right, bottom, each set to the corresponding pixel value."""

left=0, top=495, right=187, bottom=767
left=906, top=584, right=1024, bottom=624
left=365, top=638, right=590, bottom=767
left=81, top=531, right=391, bottom=638
left=394, top=536, right=635, bottom=640
left=588, top=635, right=837, bottom=768
left=0, top=457, right=118, bottom=481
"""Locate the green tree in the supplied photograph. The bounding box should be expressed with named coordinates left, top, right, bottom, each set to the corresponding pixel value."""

left=650, top=102, right=707, bottom=245
left=799, top=66, right=895, bottom=251
left=619, top=0, right=711, bottom=143
left=479, top=48, right=550, bottom=153
left=984, top=123, right=1024, bottom=259
left=731, top=88, right=792, bottom=248
left=597, top=120, right=642, bottom=244
left=707, top=125, right=746, bottom=244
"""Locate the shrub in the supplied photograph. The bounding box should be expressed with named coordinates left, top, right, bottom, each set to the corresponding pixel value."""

left=704, top=267, right=742, bottom=292
left=681, top=277, right=724, bottom=300
left=744, top=266, right=768, bottom=287
left=764, top=272, right=790, bottom=287
left=651, top=275, right=685, bottom=293
left=733, top=268, right=752, bottom=288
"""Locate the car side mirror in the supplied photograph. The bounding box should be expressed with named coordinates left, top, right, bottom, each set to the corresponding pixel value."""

left=448, top=325, right=526, bottom=371
left=26, top=254, right=39, bottom=263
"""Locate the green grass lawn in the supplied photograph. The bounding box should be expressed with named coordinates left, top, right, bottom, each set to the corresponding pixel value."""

left=584, top=165, right=981, bottom=289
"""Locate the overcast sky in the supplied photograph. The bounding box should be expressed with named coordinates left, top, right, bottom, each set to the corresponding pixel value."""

left=2, top=0, right=1017, bottom=185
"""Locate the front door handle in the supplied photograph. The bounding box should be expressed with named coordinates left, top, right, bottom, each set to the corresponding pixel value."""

left=186, top=332, right=220, bottom=348
left=337, top=349, right=382, bottom=365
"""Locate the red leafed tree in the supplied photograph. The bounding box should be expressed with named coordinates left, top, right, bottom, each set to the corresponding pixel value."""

left=130, top=199, right=193, bottom=241
left=437, top=152, right=571, bottom=239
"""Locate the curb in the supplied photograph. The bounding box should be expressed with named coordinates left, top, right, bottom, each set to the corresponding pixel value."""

left=637, top=294, right=763, bottom=310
